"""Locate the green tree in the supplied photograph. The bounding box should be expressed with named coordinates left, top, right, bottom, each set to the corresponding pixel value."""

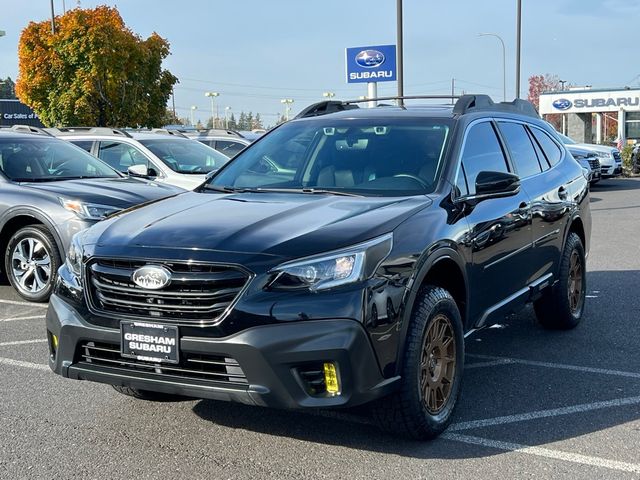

left=227, top=113, right=237, bottom=130
left=0, top=77, right=17, bottom=99
left=16, top=6, right=177, bottom=127
left=238, top=112, right=247, bottom=130
left=253, top=113, right=263, bottom=130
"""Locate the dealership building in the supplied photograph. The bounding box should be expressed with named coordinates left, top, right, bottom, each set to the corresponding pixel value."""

left=539, top=87, right=640, bottom=145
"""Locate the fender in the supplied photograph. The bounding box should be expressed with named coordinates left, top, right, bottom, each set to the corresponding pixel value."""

left=393, top=244, right=469, bottom=377
left=0, top=207, right=66, bottom=257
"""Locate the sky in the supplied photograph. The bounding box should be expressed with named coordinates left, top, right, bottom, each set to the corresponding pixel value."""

left=1, top=0, right=640, bottom=126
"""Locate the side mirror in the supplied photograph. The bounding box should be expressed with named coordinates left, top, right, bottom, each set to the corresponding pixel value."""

left=475, top=171, right=520, bottom=197
left=128, top=164, right=152, bottom=178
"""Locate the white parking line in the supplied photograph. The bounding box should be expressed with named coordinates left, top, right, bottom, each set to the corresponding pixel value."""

left=465, top=359, right=514, bottom=369
left=0, top=315, right=46, bottom=322
left=0, top=299, right=48, bottom=308
left=0, top=339, right=47, bottom=347
left=443, top=433, right=640, bottom=474
left=449, top=395, right=640, bottom=431
left=0, top=357, right=48, bottom=371
left=466, top=353, right=640, bottom=380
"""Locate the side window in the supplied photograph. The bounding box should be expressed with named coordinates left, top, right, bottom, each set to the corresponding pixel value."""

left=497, top=122, right=542, bottom=178
left=70, top=140, right=93, bottom=153
left=215, top=140, right=246, bottom=158
left=98, top=141, right=148, bottom=173
left=458, top=122, right=509, bottom=195
left=529, top=127, right=562, bottom=167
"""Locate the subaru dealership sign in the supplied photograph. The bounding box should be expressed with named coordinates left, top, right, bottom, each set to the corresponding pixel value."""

left=539, top=89, right=640, bottom=114
left=345, top=44, right=396, bottom=84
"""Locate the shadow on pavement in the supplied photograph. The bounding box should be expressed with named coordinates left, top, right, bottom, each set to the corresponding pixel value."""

left=192, top=270, right=640, bottom=459
left=591, top=177, right=640, bottom=191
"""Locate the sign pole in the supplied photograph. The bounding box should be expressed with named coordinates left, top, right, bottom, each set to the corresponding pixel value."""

left=367, top=82, right=378, bottom=108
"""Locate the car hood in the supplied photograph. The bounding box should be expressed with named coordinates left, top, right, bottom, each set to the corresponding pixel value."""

left=573, top=143, right=618, bottom=155
left=22, top=177, right=183, bottom=207
left=89, top=191, right=433, bottom=259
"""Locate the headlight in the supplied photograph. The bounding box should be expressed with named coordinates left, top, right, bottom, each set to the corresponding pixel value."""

left=60, top=198, right=121, bottom=220
left=269, top=233, right=393, bottom=292
left=65, top=232, right=84, bottom=279
left=595, top=151, right=611, bottom=159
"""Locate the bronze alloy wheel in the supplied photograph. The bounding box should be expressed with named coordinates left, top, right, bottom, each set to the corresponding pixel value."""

left=420, top=314, right=456, bottom=414
left=567, top=250, right=584, bottom=314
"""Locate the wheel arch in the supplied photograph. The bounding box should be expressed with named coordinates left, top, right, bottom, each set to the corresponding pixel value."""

left=0, top=210, right=64, bottom=270
left=394, top=247, right=469, bottom=376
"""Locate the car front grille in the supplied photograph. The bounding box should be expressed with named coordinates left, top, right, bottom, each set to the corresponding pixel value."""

left=587, top=158, right=601, bottom=171
left=85, top=259, right=251, bottom=325
left=613, top=151, right=621, bottom=162
left=77, top=341, right=248, bottom=384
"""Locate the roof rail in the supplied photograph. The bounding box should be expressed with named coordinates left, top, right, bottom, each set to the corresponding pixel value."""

left=149, top=128, right=188, bottom=138
left=453, top=95, right=539, bottom=118
left=45, top=126, right=132, bottom=138
left=187, top=128, right=244, bottom=138
left=0, top=125, right=52, bottom=136
left=344, top=94, right=460, bottom=104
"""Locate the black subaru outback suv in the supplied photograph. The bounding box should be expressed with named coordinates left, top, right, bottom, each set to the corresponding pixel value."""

left=47, top=95, right=591, bottom=439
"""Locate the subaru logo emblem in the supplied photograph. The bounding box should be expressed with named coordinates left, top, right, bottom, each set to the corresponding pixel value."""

left=132, top=265, right=171, bottom=290
left=552, top=98, right=572, bottom=110
left=355, top=50, right=385, bottom=68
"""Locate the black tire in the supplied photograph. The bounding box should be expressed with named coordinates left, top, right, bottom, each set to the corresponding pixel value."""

left=112, top=385, right=185, bottom=401
left=372, top=285, right=464, bottom=440
left=534, top=232, right=586, bottom=329
left=4, top=225, right=61, bottom=302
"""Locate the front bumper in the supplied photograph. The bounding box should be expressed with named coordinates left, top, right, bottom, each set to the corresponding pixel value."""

left=46, top=294, right=398, bottom=409
left=600, top=163, right=622, bottom=177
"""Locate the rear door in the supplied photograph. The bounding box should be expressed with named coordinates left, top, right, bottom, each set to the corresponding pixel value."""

left=455, top=120, right=533, bottom=326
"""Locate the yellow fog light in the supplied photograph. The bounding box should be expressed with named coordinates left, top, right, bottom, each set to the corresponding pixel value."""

left=51, top=334, right=59, bottom=350
left=323, top=362, right=340, bottom=395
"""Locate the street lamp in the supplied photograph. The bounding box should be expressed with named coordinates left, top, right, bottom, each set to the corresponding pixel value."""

left=205, top=92, right=219, bottom=129
left=322, top=92, right=335, bottom=99
left=281, top=99, right=294, bottom=121
left=478, top=33, right=506, bottom=102
left=224, top=106, right=231, bottom=129
left=190, top=105, right=197, bottom=127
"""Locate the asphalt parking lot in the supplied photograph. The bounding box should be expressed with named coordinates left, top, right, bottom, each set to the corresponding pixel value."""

left=1, top=178, right=639, bottom=480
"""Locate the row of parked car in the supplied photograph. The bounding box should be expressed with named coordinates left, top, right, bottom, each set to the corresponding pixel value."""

left=557, top=133, right=623, bottom=184
left=0, top=125, right=256, bottom=301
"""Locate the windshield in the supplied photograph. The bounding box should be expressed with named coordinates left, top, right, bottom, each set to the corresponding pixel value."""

left=0, top=137, right=120, bottom=182
left=205, top=118, right=453, bottom=196
left=139, top=138, right=230, bottom=174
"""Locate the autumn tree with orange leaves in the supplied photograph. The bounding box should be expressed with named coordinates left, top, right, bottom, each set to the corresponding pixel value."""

left=16, top=6, right=177, bottom=127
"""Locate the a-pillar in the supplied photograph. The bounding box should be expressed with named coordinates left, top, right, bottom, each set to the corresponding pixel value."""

left=567, top=113, right=593, bottom=143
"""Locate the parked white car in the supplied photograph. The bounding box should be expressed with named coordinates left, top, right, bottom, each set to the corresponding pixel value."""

left=557, top=133, right=622, bottom=178
left=48, top=128, right=231, bottom=190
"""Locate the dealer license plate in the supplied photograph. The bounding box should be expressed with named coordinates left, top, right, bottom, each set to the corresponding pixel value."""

left=121, top=321, right=179, bottom=364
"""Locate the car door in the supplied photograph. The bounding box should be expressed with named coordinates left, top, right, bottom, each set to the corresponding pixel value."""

left=97, top=140, right=159, bottom=177
left=455, top=120, right=533, bottom=327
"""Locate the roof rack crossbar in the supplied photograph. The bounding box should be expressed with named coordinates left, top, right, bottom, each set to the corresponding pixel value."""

left=150, top=128, right=188, bottom=138
left=344, top=94, right=461, bottom=104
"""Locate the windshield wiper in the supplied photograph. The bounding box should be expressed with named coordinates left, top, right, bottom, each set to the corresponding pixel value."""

left=202, top=185, right=363, bottom=197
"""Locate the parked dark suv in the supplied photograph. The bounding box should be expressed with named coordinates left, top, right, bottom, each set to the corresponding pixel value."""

left=47, top=95, right=591, bottom=439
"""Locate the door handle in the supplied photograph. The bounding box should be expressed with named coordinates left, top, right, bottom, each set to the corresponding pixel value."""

left=558, top=186, right=568, bottom=199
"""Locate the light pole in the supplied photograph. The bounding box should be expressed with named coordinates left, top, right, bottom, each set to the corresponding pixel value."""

left=323, top=92, right=335, bottom=100
left=205, top=92, right=219, bottom=129
left=50, top=0, right=56, bottom=34
left=515, top=0, right=522, bottom=99
left=281, top=99, right=294, bottom=121
left=396, top=0, right=404, bottom=106
left=478, top=33, right=506, bottom=102
left=190, top=105, right=197, bottom=127
left=225, top=106, right=231, bottom=129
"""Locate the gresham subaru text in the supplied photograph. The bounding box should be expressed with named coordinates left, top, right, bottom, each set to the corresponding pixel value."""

left=46, top=95, right=590, bottom=439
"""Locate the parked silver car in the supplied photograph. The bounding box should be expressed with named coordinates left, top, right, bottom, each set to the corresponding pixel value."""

left=48, top=127, right=231, bottom=190
left=0, top=126, right=183, bottom=301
